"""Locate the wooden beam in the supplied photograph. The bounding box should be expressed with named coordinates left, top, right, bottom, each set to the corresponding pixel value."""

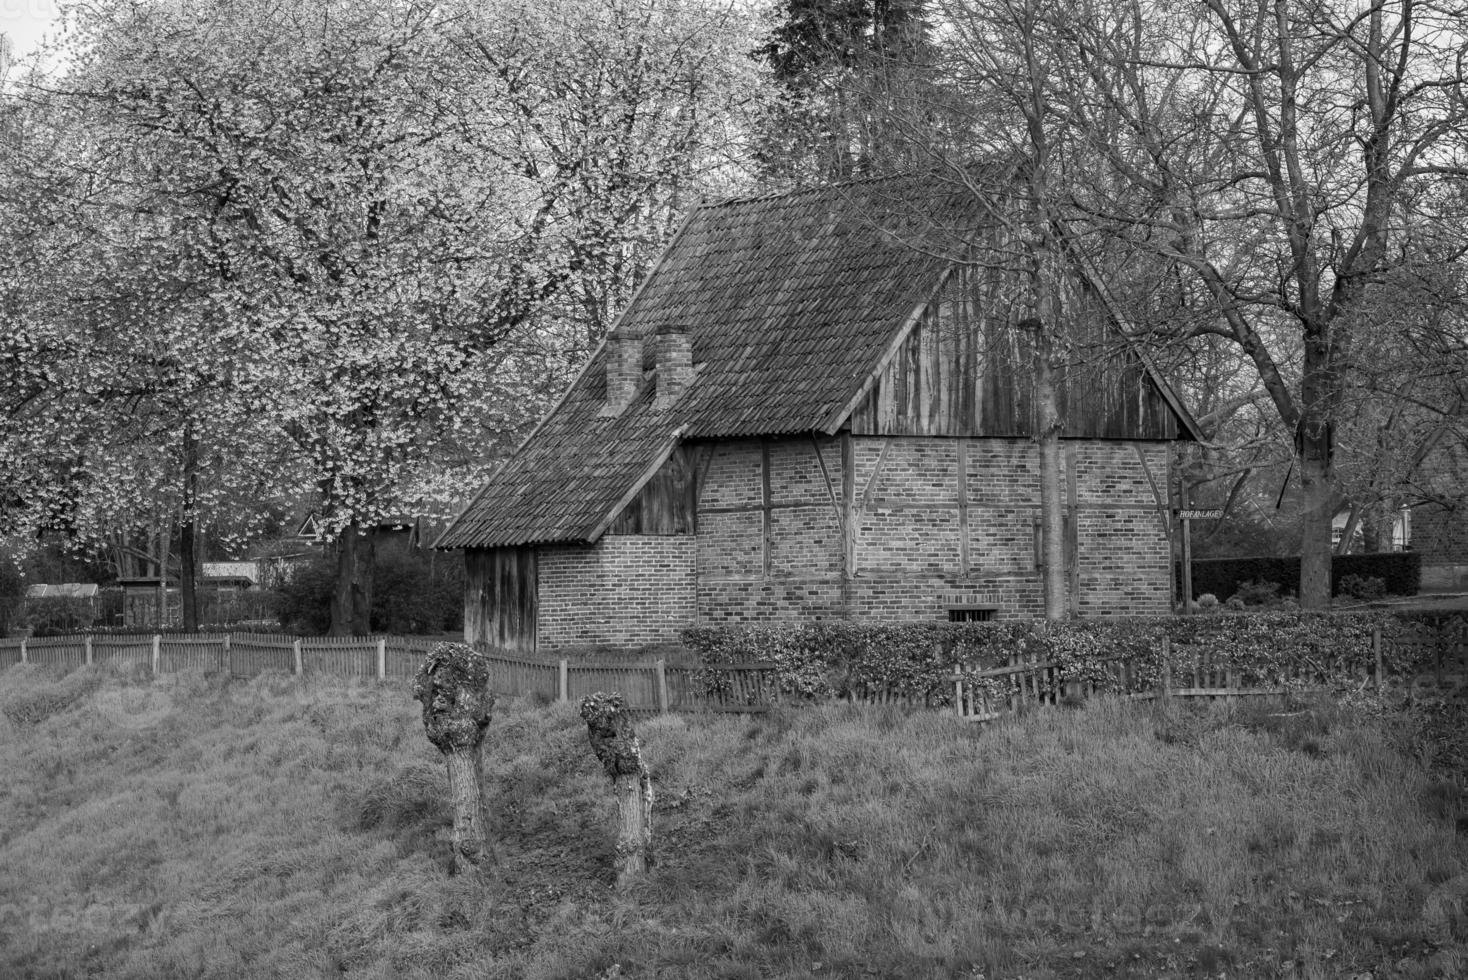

left=1131, top=443, right=1172, bottom=543
left=809, top=434, right=845, bottom=534
left=761, top=439, right=773, bottom=580
left=958, top=438, right=970, bottom=578
left=1065, top=444, right=1080, bottom=617
left=842, top=432, right=857, bottom=583
left=860, top=441, right=892, bottom=510
left=694, top=445, right=715, bottom=507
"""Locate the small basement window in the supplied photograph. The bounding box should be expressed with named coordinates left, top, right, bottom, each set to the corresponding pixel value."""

left=948, top=606, right=997, bottom=623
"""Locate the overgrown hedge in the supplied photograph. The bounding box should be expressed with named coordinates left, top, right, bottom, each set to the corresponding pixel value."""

left=1183, top=552, right=1422, bottom=601
left=683, top=611, right=1418, bottom=708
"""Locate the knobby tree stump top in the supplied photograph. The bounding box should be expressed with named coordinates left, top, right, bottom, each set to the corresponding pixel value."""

left=578, top=692, right=644, bottom=780
left=413, top=642, right=495, bottom=754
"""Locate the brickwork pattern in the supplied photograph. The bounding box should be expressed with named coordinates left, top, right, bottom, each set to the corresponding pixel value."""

left=538, top=537, right=696, bottom=649
left=534, top=435, right=1174, bottom=647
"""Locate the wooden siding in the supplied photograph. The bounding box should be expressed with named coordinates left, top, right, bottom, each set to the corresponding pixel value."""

left=849, top=266, right=1181, bottom=440
left=464, top=547, right=537, bottom=653
left=607, top=446, right=700, bottom=535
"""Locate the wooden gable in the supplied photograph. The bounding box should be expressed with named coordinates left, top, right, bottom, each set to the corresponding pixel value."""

left=845, top=265, right=1189, bottom=440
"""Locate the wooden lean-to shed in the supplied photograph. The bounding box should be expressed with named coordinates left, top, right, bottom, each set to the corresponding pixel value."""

left=437, top=175, right=1202, bottom=653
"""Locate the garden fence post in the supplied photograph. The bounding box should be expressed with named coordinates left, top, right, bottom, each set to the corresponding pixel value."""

left=952, top=665, right=964, bottom=718
left=222, top=633, right=231, bottom=673
left=85, top=635, right=93, bottom=666
left=377, top=638, right=387, bottom=681
left=655, top=659, right=669, bottom=713
left=1372, top=627, right=1383, bottom=690
left=293, top=638, right=303, bottom=676
left=558, top=659, right=569, bottom=702
left=19, top=635, right=26, bottom=664
left=151, top=635, right=161, bottom=675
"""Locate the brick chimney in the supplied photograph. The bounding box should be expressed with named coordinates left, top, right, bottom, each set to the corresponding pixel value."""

left=654, top=324, right=694, bottom=411
left=599, top=328, right=643, bottom=417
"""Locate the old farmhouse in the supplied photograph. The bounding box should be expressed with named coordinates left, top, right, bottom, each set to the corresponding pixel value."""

left=438, top=176, right=1202, bottom=652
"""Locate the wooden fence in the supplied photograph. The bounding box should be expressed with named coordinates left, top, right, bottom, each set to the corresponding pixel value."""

left=0, top=632, right=699, bottom=713
left=4, top=620, right=1466, bottom=722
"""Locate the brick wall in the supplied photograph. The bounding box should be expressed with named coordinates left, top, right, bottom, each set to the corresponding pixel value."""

left=696, top=436, right=847, bottom=624
left=537, top=536, right=696, bottom=649
left=697, top=434, right=1174, bottom=624
left=533, top=434, right=1176, bottom=649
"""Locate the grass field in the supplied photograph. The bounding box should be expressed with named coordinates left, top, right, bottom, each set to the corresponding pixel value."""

left=1, top=663, right=1465, bottom=980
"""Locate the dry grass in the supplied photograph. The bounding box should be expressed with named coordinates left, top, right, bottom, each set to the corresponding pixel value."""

left=0, top=662, right=1464, bottom=979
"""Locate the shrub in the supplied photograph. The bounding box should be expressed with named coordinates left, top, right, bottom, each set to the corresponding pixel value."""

left=1196, top=593, right=1219, bottom=610
left=1185, top=552, right=1421, bottom=600
left=1339, top=574, right=1387, bottom=601
left=682, top=610, right=1405, bottom=706
left=1229, top=579, right=1282, bottom=606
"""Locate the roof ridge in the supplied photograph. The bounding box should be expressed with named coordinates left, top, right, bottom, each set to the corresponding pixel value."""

left=699, top=170, right=934, bottom=209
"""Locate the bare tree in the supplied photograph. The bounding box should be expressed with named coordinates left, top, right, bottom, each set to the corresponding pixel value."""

left=921, top=0, right=1468, bottom=606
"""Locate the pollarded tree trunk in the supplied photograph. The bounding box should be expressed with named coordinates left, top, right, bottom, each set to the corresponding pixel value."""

left=578, top=692, right=653, bottom=890
left=413, top=642, right=495, bottom=874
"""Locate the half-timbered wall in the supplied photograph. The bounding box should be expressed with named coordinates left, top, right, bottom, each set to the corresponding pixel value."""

left=692, top=434, right=1174, bottom=624
left=473, top=435, right=1175, bottom=652
left=695, top=436, right=847, bottom=624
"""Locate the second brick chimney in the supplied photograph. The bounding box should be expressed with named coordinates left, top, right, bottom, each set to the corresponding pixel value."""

left=654, top=324, right=694, bottom=411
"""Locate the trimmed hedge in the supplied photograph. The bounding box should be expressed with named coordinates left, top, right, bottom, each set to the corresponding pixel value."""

left=683, top=611, right=1413, bottom=708
left=1182, top=552, right=1421, bottom=601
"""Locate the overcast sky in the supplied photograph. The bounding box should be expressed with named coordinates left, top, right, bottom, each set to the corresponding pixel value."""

left=2, top=0, right=62, bottom=61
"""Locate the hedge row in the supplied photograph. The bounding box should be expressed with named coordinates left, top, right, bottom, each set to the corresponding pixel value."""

left=683, top=611, right=1420, bottom=707
left=1182, top=552, right=1422, bottom=601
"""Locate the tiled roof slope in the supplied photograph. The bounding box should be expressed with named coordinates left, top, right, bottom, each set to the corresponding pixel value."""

left=438, top=175, right=983, bottom=549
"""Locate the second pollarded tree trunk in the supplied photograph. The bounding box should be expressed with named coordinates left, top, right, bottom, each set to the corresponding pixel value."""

left=578, top=693, right=653, bottom=890
left=413, top=642, right=495, bottom=874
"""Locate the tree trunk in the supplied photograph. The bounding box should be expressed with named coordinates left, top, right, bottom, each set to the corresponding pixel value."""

left=412, top=642, right=494, bottom=876
left=444, top=746, right=489, bottom=873
left=612, top=771, right=654, bottom=886
left=578, top=692, right=654, bottom=890
left=179, top=422, right=200, bottom=632
left=330, top=520, right=374, bottom=635
left=1298, top=449, right=1333, bottom=609
left=179, top=517, right=199, bottom=632
left=1027, top=319, right=1067, bottom=620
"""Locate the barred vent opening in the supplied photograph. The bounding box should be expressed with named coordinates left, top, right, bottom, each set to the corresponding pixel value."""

left=948, top=607, right=996, bottom=623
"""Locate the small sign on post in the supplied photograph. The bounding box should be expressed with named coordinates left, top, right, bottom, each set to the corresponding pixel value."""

left=1174, top=509, right=1225, bottom=520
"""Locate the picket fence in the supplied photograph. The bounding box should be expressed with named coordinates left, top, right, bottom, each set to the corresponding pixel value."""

left=3, top=620, right=1465, bottom=721
left=0, top=632, right=708, bottom=713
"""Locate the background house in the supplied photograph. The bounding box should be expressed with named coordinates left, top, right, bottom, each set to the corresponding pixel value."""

left=439, top=176, right=1202, bottom=652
